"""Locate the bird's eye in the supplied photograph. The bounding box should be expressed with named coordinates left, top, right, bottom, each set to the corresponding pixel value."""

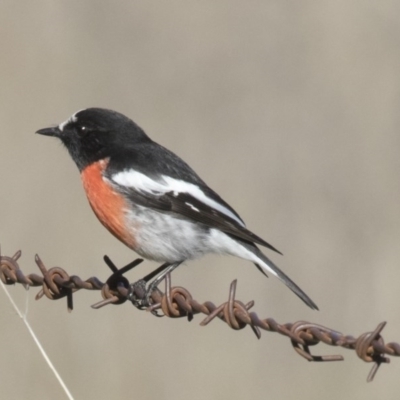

left=77, top=125, right=87, bottom=134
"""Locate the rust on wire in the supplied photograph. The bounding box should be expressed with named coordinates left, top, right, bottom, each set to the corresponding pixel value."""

left=1, top=248, right=399, bottom=381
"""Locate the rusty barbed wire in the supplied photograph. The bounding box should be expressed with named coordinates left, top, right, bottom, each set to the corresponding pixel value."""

left=1, top=248, right=399, bottom=382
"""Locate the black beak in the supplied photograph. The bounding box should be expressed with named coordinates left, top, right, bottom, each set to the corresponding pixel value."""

left=36, top=126, right=61, bottom=137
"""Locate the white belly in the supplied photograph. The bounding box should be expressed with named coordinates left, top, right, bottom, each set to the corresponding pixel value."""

left=125, top=206, right=212, bottom=262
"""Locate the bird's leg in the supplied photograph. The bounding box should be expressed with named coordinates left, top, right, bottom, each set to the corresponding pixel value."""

left=141, top=261, right=182, bottom=308
left=129, top=262, right=170, bottom=308
left=140, top=262, right=173, bottom=284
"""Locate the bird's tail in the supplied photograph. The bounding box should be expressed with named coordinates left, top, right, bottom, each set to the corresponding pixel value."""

left=245, top=244, right=318, bottom=310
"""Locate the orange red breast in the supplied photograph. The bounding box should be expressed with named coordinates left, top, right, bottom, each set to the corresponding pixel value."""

left=80, top=160, right=138, bottom=249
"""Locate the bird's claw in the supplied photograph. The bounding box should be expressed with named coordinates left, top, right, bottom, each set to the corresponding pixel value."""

left=128, top=279, right=163, bottom=316
left=128, top=279, right=147, bottom=309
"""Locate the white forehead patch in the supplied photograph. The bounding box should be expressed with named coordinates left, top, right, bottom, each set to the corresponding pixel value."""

left=58, top=109, right=85, bottom=131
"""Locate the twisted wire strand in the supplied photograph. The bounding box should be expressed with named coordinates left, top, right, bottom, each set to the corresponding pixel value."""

left=1, top=248, right=399, bottom=381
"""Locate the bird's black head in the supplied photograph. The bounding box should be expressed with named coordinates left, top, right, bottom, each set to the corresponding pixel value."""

left=36, top=108, right=151, bottom=171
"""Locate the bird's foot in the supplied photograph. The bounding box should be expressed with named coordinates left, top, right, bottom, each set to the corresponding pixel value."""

left=128, top=279, right=163, bottom=316
left=128, top=279, right=147, bottom=309
left=142, top=280, right=160, bottom=307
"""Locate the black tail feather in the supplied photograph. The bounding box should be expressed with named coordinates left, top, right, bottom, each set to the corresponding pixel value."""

left=250, top=247, right=318, bottom=310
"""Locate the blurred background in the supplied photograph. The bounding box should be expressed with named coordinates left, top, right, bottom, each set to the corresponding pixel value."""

left=1, top=1, right=400, bottom=399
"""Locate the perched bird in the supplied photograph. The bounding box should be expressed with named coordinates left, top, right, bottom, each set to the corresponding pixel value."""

left=36, top=108, right=318, bottom=310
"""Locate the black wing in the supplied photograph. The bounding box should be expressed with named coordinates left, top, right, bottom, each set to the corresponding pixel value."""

left=106, top=143, right=282, bottom=254
left=113, top=183, right=282, bottom=255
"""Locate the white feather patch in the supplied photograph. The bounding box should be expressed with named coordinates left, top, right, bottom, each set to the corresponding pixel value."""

left=208, top=229, right=278, bottom=278
left=58, top=109, right=84, bottom=131
left=185, top=202, right=200, bottom=212
left=58, top=114, right=78, bottom=131
left=111, top=170, right=245, bottom=226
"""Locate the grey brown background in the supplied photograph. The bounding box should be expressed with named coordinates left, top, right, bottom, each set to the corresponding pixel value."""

left=1, top=1, right=400, bottom=399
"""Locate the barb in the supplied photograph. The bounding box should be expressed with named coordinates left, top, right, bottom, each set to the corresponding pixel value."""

left=1, top=248, right=399, bottom=381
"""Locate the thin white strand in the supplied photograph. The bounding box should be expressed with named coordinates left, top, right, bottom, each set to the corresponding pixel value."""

left=1, top=281, right=74, bottom=400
